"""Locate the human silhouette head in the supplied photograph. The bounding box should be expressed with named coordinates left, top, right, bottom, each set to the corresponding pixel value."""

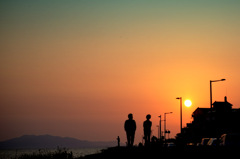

left=128, top=113, right=133, bottom=120
left=146, top=114, right=151, bottom=120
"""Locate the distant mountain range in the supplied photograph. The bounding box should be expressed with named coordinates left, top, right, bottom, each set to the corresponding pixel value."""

left=0, top=135, right=117, bottom=149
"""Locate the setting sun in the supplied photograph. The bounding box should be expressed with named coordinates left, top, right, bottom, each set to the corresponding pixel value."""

left=184, top=100, right=192, bottom=107
left=1, top=0, right=240, bottom=147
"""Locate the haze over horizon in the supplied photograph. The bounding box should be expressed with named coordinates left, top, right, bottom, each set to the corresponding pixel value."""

left=1, top=0, right=240, bottom=144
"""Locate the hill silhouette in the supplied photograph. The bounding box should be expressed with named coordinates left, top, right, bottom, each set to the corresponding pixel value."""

left=0, top=135, right=116, bottom=149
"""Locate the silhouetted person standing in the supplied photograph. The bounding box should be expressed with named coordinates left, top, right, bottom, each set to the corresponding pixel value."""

left=117, top=136, right=120, bottom=147
left=143, top=114, right=152, bottom=146
left=124, top=113, right=136, bottom=147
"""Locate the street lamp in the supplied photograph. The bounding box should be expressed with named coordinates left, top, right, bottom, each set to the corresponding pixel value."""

left=176, top=97, right=182, bottom=133
left=158, top=115, right=162, bottom=140
left=210, top=79, right=226, bottom=109
left=164, top=112, right=173, bottom=141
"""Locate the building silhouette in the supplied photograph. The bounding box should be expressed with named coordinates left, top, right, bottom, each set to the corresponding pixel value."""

left=177, top=97, right=240, bottom=144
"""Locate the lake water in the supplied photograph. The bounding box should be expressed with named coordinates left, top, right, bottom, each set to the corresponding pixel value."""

left=0, top=148, right=104, bottom=159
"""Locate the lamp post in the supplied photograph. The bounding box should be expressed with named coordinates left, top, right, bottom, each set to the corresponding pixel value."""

left=176, top=97, right=182, bottom=133
left=158, top=115, right=162, bottom=140
left=164, top=112, right=173, bottom=141
left=210, top=79, right=226, bottom=109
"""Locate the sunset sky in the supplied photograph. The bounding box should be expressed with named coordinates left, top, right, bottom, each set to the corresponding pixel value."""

left=1, top=0, right=240, bottom=143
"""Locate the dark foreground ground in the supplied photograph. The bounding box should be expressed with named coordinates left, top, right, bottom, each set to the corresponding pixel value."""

left=11, top=146, right=240, bottom=159
left=81, top=146, right=240, bottom=159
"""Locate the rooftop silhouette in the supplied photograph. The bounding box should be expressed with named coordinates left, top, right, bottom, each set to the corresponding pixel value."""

left=177, top=96, right=240, bottom=144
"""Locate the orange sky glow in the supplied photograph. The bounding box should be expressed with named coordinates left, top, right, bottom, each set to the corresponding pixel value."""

left=1, top=1, right=240, bottom=144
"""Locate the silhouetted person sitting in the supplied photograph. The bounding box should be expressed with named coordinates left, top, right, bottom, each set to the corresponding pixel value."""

left=143, top=114, right=152, bottom=146
left=124, top=113, right=136, bottom=147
